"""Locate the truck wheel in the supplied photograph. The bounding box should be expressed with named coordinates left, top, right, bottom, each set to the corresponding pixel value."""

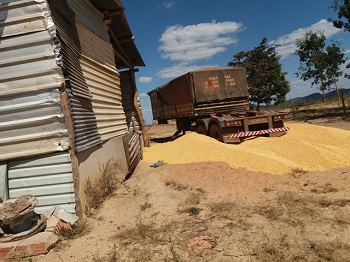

left=195, top=124, right=207, bottom=135
left=209, top=123, right=223, bottom=142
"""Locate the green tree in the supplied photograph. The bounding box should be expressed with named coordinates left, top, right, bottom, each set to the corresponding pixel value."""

left=228, top=38, right=290, bottom=110
left=329, top=0, right=350, bottom=79
left=295, top=31, right=345, bottom=101
left=329, top=0, right=350, bottom=32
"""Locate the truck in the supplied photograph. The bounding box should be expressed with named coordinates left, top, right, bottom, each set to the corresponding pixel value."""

left=147, top=67, right=289, bottom=143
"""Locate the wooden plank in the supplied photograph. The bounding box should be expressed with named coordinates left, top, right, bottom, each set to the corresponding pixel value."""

left=0, top=162, right=8, bottom=201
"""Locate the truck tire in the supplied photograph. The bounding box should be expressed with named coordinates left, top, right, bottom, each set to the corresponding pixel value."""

left=195, top=124, right=207, bottom=135
left=209, top=123, right=223, bottom=142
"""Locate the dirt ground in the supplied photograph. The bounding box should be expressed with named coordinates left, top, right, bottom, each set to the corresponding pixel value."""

left=31, top=118, right=350, bottom=262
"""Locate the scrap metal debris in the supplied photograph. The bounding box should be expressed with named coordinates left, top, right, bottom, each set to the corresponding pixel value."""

left=0, top=195, right=78, bottom=259
left=43, top=206, right=78, bottom=235
left=0, top=194, right=45, bottom=243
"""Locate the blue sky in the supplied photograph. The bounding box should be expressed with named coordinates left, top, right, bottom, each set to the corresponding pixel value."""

left=122, top=1, right=350, bottom=124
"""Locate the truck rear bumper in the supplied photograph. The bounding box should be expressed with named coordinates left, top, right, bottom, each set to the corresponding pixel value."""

left=224, top=126, right=289, bottom=142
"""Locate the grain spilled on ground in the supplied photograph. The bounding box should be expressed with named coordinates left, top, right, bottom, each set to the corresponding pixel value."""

left=143, top=123, right=350, bottom=174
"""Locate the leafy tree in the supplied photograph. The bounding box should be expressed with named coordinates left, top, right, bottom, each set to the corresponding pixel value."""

left=329, top=0, right=350, bottom=32
left=295, top=31, right=345, bottom=101
left=228, top=38, right=290, bottom=110
left=325, top=42, right=347, bottom=93
left=329, top=0, right=350, bottom=79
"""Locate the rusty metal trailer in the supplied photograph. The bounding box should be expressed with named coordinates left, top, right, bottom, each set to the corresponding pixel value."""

left=148, top=67, right=288, bottom=143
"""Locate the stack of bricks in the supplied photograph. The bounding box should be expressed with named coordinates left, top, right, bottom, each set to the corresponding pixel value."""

left=0, top=232, right=58, bottom=259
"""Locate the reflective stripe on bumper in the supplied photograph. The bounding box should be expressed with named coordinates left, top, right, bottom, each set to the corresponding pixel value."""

left=226, top=126, right=289, bottom=138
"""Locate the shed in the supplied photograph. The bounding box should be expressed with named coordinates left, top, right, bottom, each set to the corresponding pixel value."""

left=0, top=0, right=146, bottom=216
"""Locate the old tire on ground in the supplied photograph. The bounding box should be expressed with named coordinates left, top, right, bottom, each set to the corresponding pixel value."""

left=209, top=123, right=223, bottom=142
left=195, top=124, right=207, bottom=135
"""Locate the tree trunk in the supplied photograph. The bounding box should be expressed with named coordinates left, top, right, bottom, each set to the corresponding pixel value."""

left=321, top=81, right=326, bottom=102
left=334, top=80, right=341, bottom=107
left=340, top=90, right=346, bottom=114
left=322, top=89, right=325, bottom=102
left=291, top=99, right=296, bottom=118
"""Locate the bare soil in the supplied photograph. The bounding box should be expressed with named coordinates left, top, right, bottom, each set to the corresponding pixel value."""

left=31, top=117, right=350, bottom=262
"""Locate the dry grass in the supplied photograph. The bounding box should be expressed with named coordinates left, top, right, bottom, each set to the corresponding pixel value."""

left=178, top=193, right=204, bottom=216
left=92, top=243, right=119, bottom=262
left=140, top=202, right=153, bottom=211
left=107, top=188, right=350, bottom=262
left=165, top=180, right=188, bottom=191
left=209, top=201, right=236, bottom=218
left=256, top=205, right=284, bottom=221
left=291, top=168, right=307, bottom=176
left=84, top=160, right=125, bottom=212
left=61, top=219, right=90, bottom=240
left=134, top=213, right=153, bottom=239
left=185, top=193, right=202, bottom=205
left=310, top=183, right=339, bottom=194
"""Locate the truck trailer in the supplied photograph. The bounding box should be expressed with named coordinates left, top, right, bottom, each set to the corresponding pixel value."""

left=147, top=67, right=288, bottom=143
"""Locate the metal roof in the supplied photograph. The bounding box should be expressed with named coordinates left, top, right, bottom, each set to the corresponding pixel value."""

left=88, top=0, right=145, bottom=69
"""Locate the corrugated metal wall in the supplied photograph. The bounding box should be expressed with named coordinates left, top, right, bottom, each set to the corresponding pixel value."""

left=123, top=132, right=142, bottom=173
left=67, top=0, right=109, bottom=42
left=8, top=152, right=75, bottom=214
left=67, top=0, right=129, bottom=141
left=0, top=1, right=70, bottom=161
left=79, top=55, right=128, bottom=140
left=0, top=0, right=51, bottom=38
left=49, top=0, right=103, bottom=152
left=120, top=70, right=142, bottom=130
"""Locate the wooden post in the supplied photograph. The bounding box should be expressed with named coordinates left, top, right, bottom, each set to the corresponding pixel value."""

left=340, top=89, right=346, bottom=114
left=291, top=99, right=296, bottom=118
left=0, top=162, right=8, bottom=201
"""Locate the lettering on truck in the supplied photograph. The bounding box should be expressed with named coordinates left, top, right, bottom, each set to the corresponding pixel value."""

left=205, top=76, right=220, bottom=90
left=225, top=74, right=236, bottom=87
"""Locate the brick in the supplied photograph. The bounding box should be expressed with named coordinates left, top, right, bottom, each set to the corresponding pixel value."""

left=0, top=232, right=58, bottom=259
left=32, top=242, right=47, bottom=256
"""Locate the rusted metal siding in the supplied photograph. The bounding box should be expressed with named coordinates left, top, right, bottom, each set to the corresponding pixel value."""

left=0, top=0, right=70, bottom=161
left=75, top=22, right=115, bottom=67
left=88, top=0, right=145, bottom=69
left=120, top=71, right=142, bottom=130
left=49, top=0, right=102, bottom=152
left=79, top=55, right=128, bottom=140
left=8, top=152, right=76, bottom=214
left=67, top=0, right=109, bottom=42
left=66, top=1, right=128, bottom=141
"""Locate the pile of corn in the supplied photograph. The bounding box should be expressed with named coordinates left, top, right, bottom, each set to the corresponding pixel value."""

left=144, top=123, right=350, bottom=174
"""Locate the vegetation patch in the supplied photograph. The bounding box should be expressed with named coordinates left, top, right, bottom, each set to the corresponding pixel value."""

left=291, top=168, right=307, bottom=175
left=165, top=180, right=188, bottom=191
left=140, top=202, right=153, bottom=211
left=209, top=201, right=236, bottom=219
left=311, top=183, right=339, bottom=194
left=179, top=206, right=202, bottom=216
left=84, top=160, right=125, bottom=212
left=61, top=219, right=91, bottom=240
left=256, top=205, right=284, bottom=221
left=91, top=243, right=119, bottom=262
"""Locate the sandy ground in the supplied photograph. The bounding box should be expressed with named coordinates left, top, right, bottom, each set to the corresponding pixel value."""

left=30, top=118, right=350, bottom=262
